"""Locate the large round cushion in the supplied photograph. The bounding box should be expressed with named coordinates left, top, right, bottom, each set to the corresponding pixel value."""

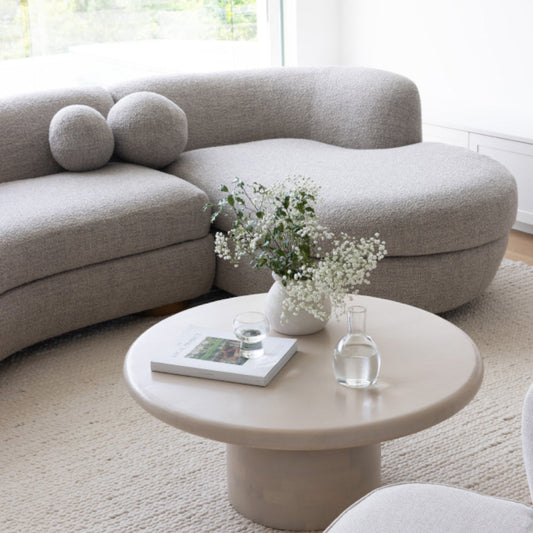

left=49, top=105, right=114, bottom=171
left=107, top=91, right=188, bottom=168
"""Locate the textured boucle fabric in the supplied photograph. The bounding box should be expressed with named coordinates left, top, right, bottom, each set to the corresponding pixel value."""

left=324, top=483, right=533, bottom=532
left=0, top=87, right=114, bottom=183
left=169, top=138, right=517, bottom=257
left=109, top=66, right=422, bottom=152
left=49, top=104, right=114, bottom=171
left=108, top=91, right=188, bottom=168
left=214, top=237, right=508, bottom=313
left=0, top=162, right=210, bottom=296
left=524, top=384, right=533, bottom=502
left=0, top=260, right=532, bottom=532
left=0, top=236, right=215, bottom=362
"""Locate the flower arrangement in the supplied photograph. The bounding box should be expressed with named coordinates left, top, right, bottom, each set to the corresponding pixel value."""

left=206, top=176, right=387, bottom=321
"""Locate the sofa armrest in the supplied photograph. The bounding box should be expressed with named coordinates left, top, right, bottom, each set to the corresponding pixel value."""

left=309, top=66, right=422, bottom=149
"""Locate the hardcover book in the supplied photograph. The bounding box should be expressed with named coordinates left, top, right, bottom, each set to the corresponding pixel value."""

left=150, top=326, right=298, bottom=386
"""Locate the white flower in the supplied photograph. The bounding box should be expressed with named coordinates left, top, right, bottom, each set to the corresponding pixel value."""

left=208, top=176, right=387, bottom=320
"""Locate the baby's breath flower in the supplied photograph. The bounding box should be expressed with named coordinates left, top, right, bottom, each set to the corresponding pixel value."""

left=207, top=176, right=387, bottom=320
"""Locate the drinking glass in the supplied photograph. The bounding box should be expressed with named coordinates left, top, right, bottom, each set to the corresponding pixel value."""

left=232, top=312, right=270, bottom=359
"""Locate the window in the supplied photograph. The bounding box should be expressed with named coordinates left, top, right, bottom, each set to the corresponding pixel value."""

left=0, top=0, right=282, bottom=96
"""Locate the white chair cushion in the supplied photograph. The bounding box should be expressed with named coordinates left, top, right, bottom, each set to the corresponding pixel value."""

left=325, top=483, right=533, bottom=533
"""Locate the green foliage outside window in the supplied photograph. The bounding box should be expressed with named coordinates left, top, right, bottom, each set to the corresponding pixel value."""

left=0, top=0, right=257, bottom=60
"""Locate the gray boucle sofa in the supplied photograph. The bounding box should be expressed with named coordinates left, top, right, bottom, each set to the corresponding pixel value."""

left=0, top=87, right=215, bottom=362
left=0, top=66, right=517, bottom=363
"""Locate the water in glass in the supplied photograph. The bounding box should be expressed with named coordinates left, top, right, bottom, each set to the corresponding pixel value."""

left=233, top=312, right=270, bottom=359
left=333, top=306, right=381, bottom=388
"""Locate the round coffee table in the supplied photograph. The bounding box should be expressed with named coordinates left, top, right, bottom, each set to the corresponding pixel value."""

left=124, top=294, right=482, bottom=530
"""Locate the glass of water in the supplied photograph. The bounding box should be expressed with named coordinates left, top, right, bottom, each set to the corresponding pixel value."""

left=232, top=312, right=270, bottom=359
left=333, top=305, right=381, bottom=388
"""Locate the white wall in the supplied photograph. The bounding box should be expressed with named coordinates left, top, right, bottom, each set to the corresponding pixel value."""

left=338, top=0, right=533, bottom=137
left=282, top=0, right=341, bottom=66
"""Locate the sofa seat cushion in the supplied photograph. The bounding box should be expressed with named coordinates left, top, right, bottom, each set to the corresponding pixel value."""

left=167, top=138, right=517, bottom=257
left=324, top=483, right=533, bottom=532
left=0, top=162, right=210, bottom=295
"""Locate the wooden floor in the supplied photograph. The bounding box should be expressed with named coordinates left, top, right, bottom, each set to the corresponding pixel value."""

left=505, top=229, right=533, bottom=265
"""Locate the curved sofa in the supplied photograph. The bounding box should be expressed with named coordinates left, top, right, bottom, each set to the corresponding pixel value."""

left=0, top=66, right=517, bottom=362
left=111, top=67, right=517, bottom=311
left=0, top=87, right=215, bottom=362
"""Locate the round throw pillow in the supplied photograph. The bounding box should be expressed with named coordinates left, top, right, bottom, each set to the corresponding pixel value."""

left=107, top=91, right=188, bottom=168
left=49, top=105, right=114, bottom=172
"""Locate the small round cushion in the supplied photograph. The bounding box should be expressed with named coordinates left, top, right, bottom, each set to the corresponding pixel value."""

left=49, top=105, right=114, bottom=171
left=107, top=91, right=188, bottom=168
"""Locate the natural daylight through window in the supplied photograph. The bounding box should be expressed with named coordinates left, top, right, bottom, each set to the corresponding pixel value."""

left=0, top=0, right=282, bottom=97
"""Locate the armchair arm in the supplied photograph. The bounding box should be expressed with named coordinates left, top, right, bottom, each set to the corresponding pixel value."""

left=522, top=383, right=533, bottom=502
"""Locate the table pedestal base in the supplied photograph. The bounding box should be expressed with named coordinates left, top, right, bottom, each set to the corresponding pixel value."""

left=227, top=443, right=381, bottom=531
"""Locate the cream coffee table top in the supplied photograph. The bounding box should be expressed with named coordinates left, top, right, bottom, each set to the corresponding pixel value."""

left=124, top=294, right=483, bottom=530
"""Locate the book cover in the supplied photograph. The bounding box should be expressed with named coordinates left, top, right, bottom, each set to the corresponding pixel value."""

left=150, top=326, right=298, bottom=386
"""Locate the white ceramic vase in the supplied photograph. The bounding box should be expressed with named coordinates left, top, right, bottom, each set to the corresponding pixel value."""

left=265, top=274, right=331, bottom=336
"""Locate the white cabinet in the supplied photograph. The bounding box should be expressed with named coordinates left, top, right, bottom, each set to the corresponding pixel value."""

left=423, top=123, right=533, bottom=234
left=422, top=124, right=469, bottom=148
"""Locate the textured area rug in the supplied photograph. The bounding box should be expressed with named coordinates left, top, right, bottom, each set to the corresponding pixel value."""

left=1, top=260, right=532, bottom=532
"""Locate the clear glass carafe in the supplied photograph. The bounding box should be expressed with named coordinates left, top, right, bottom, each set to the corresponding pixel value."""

left=333, top=306, right=381, bottom=388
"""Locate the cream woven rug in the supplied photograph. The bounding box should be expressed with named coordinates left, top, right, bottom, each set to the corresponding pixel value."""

left=2, top=260, right=533, bottom=533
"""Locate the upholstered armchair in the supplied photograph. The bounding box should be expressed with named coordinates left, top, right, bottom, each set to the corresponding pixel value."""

left=325, top=384, right=533, bottom=532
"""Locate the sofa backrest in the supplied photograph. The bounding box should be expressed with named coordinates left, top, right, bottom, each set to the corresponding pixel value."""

left=109, top=66, right=422, bottom=153
left=0, top=67, right=421, bottom=184
left=0, top=87, right=114, bottom=184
